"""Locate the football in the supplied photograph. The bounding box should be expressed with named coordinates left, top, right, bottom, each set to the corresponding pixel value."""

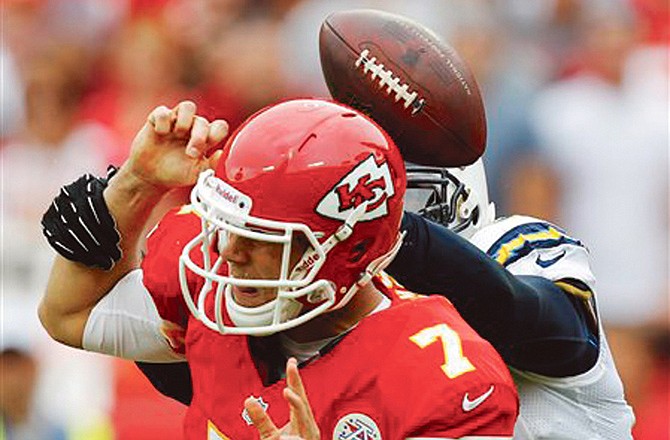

left=319, top=9, right=486, bottom=166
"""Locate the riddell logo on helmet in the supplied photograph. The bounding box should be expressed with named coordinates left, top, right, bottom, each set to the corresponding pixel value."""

left=207, top=176, right=252, bottom=214
left=316, top=155, right=395, bottom=222
left=219, top=190, right=237, bottom=204
left=215, top=185, right=239, bottom=205
left=295, top=251, right=321, bottom=273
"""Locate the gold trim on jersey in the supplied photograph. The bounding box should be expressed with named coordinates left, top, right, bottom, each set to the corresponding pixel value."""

left=555, top=280, right=593, bottom=300
left=177, top=204, right=198, bottom=216
left=207, top=420, right=231, bottom=440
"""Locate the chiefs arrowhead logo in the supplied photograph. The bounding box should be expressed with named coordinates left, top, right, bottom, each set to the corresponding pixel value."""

left=336, top=174, right=387, bottom=211
left=316, top=155, right=395, bottom=222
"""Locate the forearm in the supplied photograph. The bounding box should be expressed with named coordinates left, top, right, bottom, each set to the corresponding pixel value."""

left=389, top=212, right=598, bottom=375
left=39, top=168, right=166, bottom=348
left=389, top=212, right=519, bottom=340
left=104, top=167, right=167, bottom=262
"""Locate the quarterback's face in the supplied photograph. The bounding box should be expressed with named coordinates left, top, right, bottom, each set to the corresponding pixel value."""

left=220, top=232, right=307, bottom=308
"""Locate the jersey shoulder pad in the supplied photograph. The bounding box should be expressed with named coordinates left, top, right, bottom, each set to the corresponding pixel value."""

left=472, top=215, right=595, bottom=290
left=471, top=215, right=555, bottom=250
left=375, top=272, right=426, bottom=302
left=471, top=215, right=582, bottom=264
left=141, top=205, right=202, bottom=326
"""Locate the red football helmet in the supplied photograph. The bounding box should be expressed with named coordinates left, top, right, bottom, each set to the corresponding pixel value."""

left=179, top=99, right=406, bottom=335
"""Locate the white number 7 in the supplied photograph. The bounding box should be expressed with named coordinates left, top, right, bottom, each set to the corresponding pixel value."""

left=410, top=324, right=476, bottom=379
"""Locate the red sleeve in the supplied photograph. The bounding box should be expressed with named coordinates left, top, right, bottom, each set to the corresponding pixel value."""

left=141, top=206, right=203, bottom=330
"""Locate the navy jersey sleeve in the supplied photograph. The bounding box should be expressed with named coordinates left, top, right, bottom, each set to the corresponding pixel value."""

left=387, top=211, right=598, bottom=376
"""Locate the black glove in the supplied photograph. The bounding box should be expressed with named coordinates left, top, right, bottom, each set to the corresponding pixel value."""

left=41, top=167, right=122, bottom=270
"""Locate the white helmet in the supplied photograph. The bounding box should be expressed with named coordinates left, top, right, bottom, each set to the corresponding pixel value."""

left=405, top=158, right=495, bottom=239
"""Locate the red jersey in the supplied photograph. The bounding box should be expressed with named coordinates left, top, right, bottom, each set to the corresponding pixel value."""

left=142, top=207, right=518, bottom=439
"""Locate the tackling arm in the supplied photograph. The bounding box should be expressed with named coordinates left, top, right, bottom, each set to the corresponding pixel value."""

left=39, top=169, right=166, bottom=348
left=38, top=101, right=227, bottom=349
left=387, top=212, right=598, bottom=376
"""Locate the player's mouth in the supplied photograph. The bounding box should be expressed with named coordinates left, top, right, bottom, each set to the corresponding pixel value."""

left=231, top=285, right=267, bottom=307
left=233, top=286, right=258, bottom=295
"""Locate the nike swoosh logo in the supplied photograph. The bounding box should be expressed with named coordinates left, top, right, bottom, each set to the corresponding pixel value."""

left=462, top=385, right=495, bottom=412
left=535, top=250, right=566, bottom=268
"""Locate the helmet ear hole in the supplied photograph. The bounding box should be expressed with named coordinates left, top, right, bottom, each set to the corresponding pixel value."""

left=470, top=206, right=480, bottom=226
left=350, top=238, right=372, bottom=263
left=293, top=233, right=310, bottom=254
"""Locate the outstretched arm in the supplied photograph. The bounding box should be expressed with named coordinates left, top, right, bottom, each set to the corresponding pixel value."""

left=39, top=101, right=228, bottom=348
left=388, top=212, right=598, bottom=376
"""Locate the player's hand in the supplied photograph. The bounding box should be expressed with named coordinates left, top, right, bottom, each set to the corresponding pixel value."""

left=245, top=358, right=320, bottom=440
left=124, top=100, right=229, bottom=190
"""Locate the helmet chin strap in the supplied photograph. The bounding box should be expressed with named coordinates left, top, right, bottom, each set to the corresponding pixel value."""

left=334, top=230, right=406, bottom=311
left=289, top=203, right=368, bottom=282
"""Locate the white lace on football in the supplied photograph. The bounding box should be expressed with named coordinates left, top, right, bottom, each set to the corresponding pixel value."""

left=354, top=49, right=425, bottom=115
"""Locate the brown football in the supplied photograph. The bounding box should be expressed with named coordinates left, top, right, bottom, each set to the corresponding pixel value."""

left=319, top=9, right=486, bottom=166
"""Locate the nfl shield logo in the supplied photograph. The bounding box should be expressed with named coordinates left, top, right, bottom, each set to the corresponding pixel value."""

left=241, top=396, right=269, bottom=425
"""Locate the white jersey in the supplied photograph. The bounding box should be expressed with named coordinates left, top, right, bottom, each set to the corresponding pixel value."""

left=470, top=215, right=635, bottom=440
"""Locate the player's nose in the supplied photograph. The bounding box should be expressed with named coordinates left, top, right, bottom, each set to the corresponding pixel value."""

left=219, top=232, right=250, bottom=265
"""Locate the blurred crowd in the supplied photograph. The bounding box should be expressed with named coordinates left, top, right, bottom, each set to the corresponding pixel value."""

left=1, top=0, right=667, bottom=439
